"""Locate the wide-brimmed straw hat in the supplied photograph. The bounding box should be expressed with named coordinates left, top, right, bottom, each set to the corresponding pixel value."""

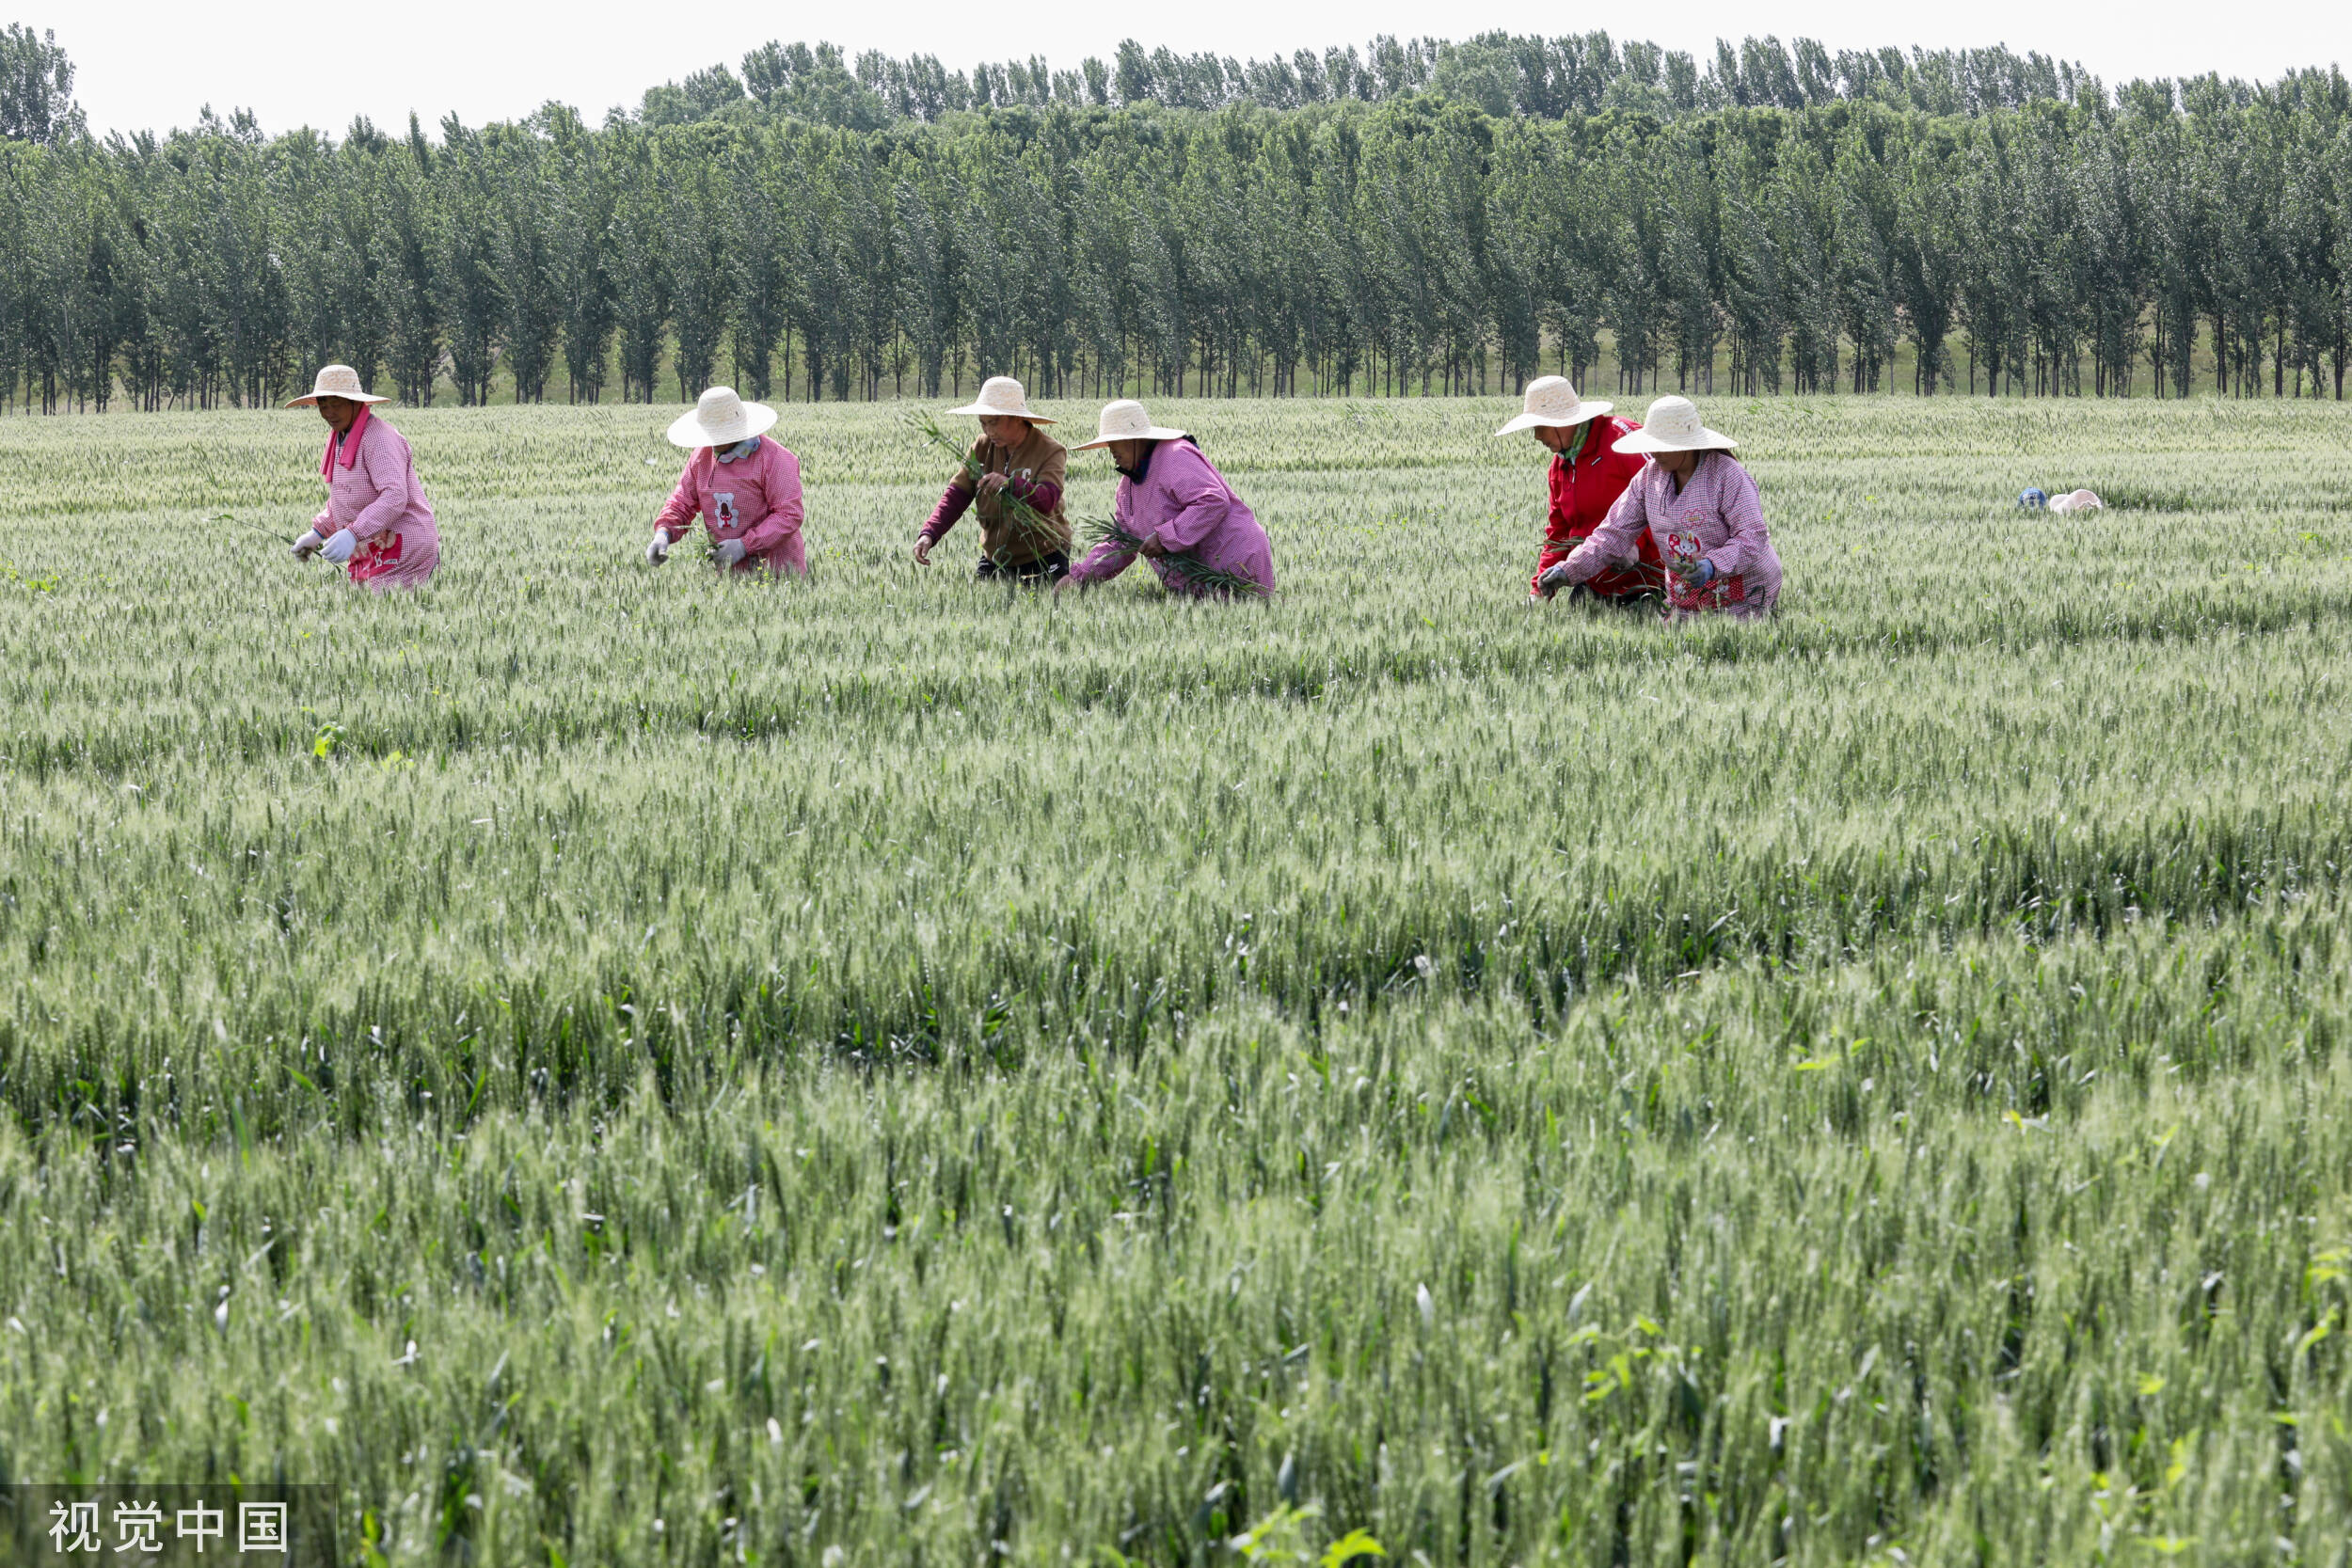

left=1072, top=399, right=1188, bottom=451
left=1612, top=395, right=1738, bottom=454
left=1495, top=375, right=1613, bottom=436
left=947, top=376, right=1053, bottom=424
left=285, top=364, right=388, bottom=407
left=667, top=386, right=779, bottom=450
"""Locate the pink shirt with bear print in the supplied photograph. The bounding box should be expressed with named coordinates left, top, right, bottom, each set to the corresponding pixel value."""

left=653, top=439, right=807, bottom=576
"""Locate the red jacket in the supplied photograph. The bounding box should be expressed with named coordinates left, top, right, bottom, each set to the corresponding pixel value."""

left=1534, top=415, right=1663, bottom=598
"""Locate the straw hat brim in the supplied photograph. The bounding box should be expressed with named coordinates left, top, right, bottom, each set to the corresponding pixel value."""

left=285, top=388, right=389, bottom=407
left=946, top=400, right=1054, bottom=423
left=1073, top=424, right=1187, bottom=451
left=1496, top=400, right=1613, bottom=436
left=1613, top=425, right=1738, bottom=454
left=665, top=402, right=780, bottom=449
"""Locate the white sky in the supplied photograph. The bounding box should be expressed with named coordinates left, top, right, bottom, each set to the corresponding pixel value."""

left=38, top=0, right=2352, bottom=139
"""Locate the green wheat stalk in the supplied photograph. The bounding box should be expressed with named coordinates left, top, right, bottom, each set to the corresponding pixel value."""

left=215, top=512, right=299, bottom=547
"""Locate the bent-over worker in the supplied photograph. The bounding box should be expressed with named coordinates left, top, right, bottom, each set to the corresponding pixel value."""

left=1538, top=396, right=1782, bottom=618
left=1062, top=401, right=1273, bottom=598
left=1496, top=375, right=1662, bottom=605
left=286, top=365, right=441, bottom=590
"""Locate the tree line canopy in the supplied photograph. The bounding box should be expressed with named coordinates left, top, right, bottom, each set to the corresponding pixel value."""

left=2, top=26, right=2349, bottom=413
left=639, top=33, right=2107, bottom=130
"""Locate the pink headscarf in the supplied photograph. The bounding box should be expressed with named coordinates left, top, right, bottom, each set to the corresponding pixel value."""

left=320, top=403, right=372, bottom=478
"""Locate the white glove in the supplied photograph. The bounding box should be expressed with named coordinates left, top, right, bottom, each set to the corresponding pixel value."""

left=319, top=529, right=358, bottom=563
left=292, top=530, right=324, bottom=561
left=646, top=531, right=671, bottom=565
left=712, top=538, right=748, bottom=569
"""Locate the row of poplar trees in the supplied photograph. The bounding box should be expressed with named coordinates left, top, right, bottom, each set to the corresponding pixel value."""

left=4, top=28, right=2351, bottom=412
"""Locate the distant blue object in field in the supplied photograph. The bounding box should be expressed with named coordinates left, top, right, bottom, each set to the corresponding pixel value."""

left=2018, top=487, right=2048, bottom=510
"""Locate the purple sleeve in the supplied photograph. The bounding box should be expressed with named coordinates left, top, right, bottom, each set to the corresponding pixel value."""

left=1555, top=467, right=1653, bottom=584
left=1702, top=459, right=1767, bottom=578
left=1068, top=538, right=1135, bottom=583
left=1141, top=446, right=1231, bottom=552
left=920, top=483, right=974, bottom=542
left=1002, top=476, right=1061, bottom=515
left=1066, top=484, right=1138, bottom=585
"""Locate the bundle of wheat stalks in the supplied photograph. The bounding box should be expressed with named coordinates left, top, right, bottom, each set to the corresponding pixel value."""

left=1073, top=514, right=1269, bottom=598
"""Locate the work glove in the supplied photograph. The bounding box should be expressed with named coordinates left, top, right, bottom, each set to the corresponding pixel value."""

left=291, top=530, right=324, bottom=561
left=712, top=538, right=748, bottom=569
left=1672, top=558, right=1716, bottom=589
left=646, top=531, right=671, bottom=566
left=319, top=529, right=358, bottom=563
left=1536, top=560, right=1576, bottom=594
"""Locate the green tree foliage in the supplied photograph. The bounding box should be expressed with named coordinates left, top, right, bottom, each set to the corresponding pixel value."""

left=1, top=30, right=2348, bottom=409
left=0, top=23, right=81, bottom=146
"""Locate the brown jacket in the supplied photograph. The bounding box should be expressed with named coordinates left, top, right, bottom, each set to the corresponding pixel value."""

left=920, top=424, right=1072, bottom=565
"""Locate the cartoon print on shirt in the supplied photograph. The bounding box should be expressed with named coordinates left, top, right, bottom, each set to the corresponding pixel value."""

left=714, top=492, right=738, bottom=529
left=1662, top=529, right=1719, bottom=608
left=349, top=531, right=405, bottom=581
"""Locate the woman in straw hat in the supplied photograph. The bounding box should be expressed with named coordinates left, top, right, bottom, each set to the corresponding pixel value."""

left=913, top=376, right=1073, bottom=584
left=1496, top=375, right=1663, bottom=606
left=1062, top=400, right=1274, bottom=598
left=647, top=387, right=806, bottom=576
left=285, top=365, right=441, bottom=590
left=1538, top=396, right=1782, bottom=618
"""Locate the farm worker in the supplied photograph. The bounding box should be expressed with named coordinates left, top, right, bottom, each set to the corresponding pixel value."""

left=1062, top=400, right=1274, bottom=598
left=647, top=387, right=805, bottom=575
left=1495, top=375, right=1663, bottom=605
left=912, top=376, right=1073, bottom=583
left=1538, top=396, right=1782, bottom=619
left=285, top=365, right=440, bottom=590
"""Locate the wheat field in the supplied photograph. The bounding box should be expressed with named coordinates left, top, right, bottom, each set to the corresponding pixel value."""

left=1, top=394, right=2348, bottom=1565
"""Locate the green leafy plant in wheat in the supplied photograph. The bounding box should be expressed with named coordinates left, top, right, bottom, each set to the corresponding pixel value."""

left=1, top=557, right=60, bottom=593
left=906, top=410, right=1063, bottom=573
left=1223, top=1504, right=1385, bottom=1566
